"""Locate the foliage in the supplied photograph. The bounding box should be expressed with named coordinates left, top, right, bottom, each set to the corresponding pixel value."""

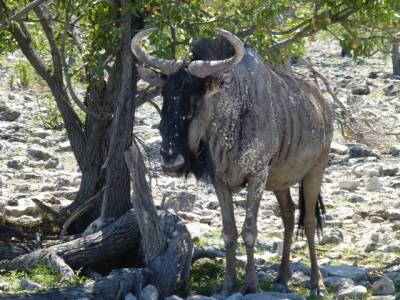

left=14, top=59, right=34, bottom=89
left=0, top=264, right=88, bottom=294
left=327, top=0, right=400, bottom=58
left=33, top=91, right=64, bottom=131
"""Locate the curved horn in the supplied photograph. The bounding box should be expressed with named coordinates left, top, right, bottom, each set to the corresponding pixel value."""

left=131, top=28, right=183, bottom=75
left=188, top=29, right=245, bottom=78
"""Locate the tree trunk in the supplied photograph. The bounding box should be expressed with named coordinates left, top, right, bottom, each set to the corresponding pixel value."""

left=392, top=40, right=400, bottom=76
left=8, top=1, right=143, bottom=234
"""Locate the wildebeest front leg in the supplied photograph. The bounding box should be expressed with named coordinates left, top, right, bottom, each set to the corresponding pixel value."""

left=272, top=189, right=295, bottom=292
left=214, top=179, right=238, bottom=294
left=242, top=176, right=264, bottom=293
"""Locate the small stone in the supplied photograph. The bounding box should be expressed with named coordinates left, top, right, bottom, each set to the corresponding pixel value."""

left=20, top=278, right=42, bottom=291
left=7, top=159, right=23, bottom=170
left=329, top=252, right=343, bottom=259
left=348, top=195, right=366, bottom=203
left=337, top=285, right=368, bottom=299
left=291, top=271, right=310, bottom=287
left=330, top=143, right=348, bottom=155
left=225, top=293, right=244, bottom=300
left=370, top=216, right=385, bottom=223
left=324, top=276, right=354, bottom=291
left=27, top=146, right=51, bottom=161
left=0, top=281, right=10, bottom=291
left=380, top=244, right=400, bottom=253
left=351, top=85, right=370, bottom=95
left=206, top=200, right=219, bottom=210
left=45, top=158, right=59, bottom=169
left=366, top=242, right=378, bottom=252
left=339, top=180, right=360, bottom=191
left=386, top=209, right=400, bottom=221
left=352, top=214, right=362, bottom=223
left=139, top=284, right=158, bottom=300
left=244, top=292, right=306, bottom=300
left=165, top=191, right=196, bottom=212
left=352, top=163, right=382, bottom=177
left=372, top=276, right=395, bottom=295
left=320, top=229, right=343, bottom=245
left=368, top=71, right=379, bottom=79
left=382, top=166, right=399, bottom=177
left=125, top=292, right=137, bottom=300
left=365, top=177, right=383, bottom=191
left=323, top=265, right=368, bottom=281
left=187, top=296, right=217, bottom=300
left=348, top=144, right=380, bottom=158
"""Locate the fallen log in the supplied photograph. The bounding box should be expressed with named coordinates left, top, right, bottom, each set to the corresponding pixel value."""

left=1, top=144, right=193, bottom=299
left=1, top=209, right=140, bottom=276
left=2, top=212, right=192, bottom=300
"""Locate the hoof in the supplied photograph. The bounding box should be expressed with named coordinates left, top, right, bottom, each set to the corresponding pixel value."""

left=310, top=287, right=326, bottom=297
left=271, top=282, right=290, bottom=293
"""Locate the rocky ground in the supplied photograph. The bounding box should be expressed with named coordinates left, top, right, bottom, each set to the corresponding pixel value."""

left=1, top=37, right=400, bottom=299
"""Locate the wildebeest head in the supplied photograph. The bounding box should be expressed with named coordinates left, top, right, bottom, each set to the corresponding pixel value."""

left=131, top=29, right=245, bottom=177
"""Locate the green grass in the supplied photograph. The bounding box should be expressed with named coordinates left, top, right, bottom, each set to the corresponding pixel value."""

left=0, top=265, right=89, bottom=295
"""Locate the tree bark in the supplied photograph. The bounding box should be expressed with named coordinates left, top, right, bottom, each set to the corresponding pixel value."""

left=100, top=0, right=141, bottom=220
left=392, top=40, right=400, bottom=76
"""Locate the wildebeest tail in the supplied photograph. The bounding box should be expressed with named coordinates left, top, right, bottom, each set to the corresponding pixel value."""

left=296, top=180, right=326, bottom=238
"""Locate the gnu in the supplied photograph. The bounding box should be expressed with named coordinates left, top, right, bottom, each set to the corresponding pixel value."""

left=131, top=28, right=333, bottom=296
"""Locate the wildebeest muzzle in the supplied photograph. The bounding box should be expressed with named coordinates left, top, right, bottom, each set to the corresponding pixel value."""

left=160, top=147, right=185, bottom=175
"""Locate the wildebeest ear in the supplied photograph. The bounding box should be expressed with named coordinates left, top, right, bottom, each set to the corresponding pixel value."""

left=137, top=66, right=165, bottom=87
left=204, top=75, right=224, bottom=97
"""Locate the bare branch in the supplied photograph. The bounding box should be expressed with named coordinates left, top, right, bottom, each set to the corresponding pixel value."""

left=34, top=5, right=63, bottom=82
left=135, top=85, right=161, bottom=107
left=298, top=57, right=346, bottom=112
left=60, top=186, right=107, bottom=238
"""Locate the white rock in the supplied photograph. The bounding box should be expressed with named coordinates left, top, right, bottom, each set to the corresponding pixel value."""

left=139, top=285, right=158, bottom=300
left=337, top=285, right=368, bottom=299
left=331, top=143, right=348, bottom=155
left=365, top=176, right=383, bottom=191
left=323, top=265, right=368, bottom=281
left=339, top=180, right=360, bottom=191
left=20, top=278, right=42, bottom=291
left=226, top=293, right=244, bottom=300
left=352, top=163, right=382, bottom=177
left=0, top=281, right=10, bottom=291
left=386, top=209, right=400, bottom=221
left=244, top=292, right=306, bottom=300
left=372, top=276, right=396, bottom=295
left=125, top=292, right=137, bottom=300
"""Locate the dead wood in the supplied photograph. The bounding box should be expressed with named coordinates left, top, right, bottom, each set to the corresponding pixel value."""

left=125, top=144, right=166, bottom=264
left=1, top=209, right=140, bottom=276
left=192, top=246, right=226, bottom=262
left=2, top=211, right=192, bottom=300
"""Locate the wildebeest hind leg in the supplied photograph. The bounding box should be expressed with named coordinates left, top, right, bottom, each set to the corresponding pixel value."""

left=272, top=188, right=295, bottom=293
left=302, top=148, right=330, bottom=296
left=214, top=179, right=238, bottom=294
left=242, top=176, right=263, bottom=293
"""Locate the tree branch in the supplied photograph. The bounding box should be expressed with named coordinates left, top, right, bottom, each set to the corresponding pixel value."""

left=0, top=0, right=48, bottom=30
left=33, top=5, right=63, bottom=82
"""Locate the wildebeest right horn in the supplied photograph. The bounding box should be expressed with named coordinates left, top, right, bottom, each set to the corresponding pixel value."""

left=187, top=29, right=245, bottom=78
left=131, top=28, right=183, bottom=75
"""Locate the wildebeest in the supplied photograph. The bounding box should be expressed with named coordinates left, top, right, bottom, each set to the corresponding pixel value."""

left=131, top=28, right=333, bottom=296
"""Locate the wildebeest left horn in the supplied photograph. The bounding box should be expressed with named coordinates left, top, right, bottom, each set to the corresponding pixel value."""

left=131, top=28, right=183, bottom=75
left=187, top=29, right=245, bottom=78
